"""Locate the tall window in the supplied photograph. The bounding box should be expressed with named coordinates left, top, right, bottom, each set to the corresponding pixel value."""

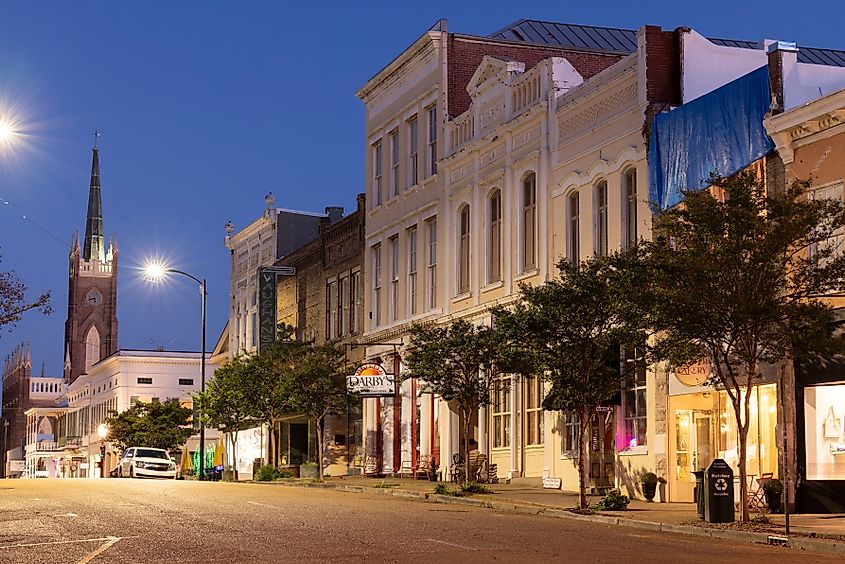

left=408, top=115, right=419, bottom=187
left=568, top=192, right=580, bottom=265
left=488, top=190, right=502, bottom=283
left=458, top=206, right=470, bottom=294
left=522, top=173, right=537, bottom=272
left=560, top=412, right=580, bottom=455
left=492, top=377, right=511, bottom=448
left=595, top=180, right=608, bottom=257
left=250, top=313, right=257, bottom=347
left=427, top=219, right=437, bottom=309
left=326, top=280, right=338, bottom=339
left=427, top=105, right=437, bottom=177
left=390, top=129, right=400, bottom=198
left=809, top=182, right=845, bottom=266
left=373, top=141, right=383, bottom=206
left=623, top=344, right=647, bottom=448
left=84, top=325, right=100, bottom=373
left=624, top=169, right=638, bottom=248
left=372, top=244, right=382, bottom=326
left=339, top=274, right=350, bottom=337
left=351, top=269, right=362, bottom=334
left=390, top=236, right=400, bottom=322
left=526, top=376, right=543, bottom=445
left=408, top=227, right=418, bottom=316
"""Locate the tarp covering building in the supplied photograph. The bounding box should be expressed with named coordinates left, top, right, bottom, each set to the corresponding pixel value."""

left=648, top=66, right=774, bottom=210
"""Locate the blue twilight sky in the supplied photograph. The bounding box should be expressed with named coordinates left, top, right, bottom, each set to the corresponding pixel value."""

left=1, top=1, right=843, bottom=375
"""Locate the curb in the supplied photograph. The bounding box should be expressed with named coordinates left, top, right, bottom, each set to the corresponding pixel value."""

left=256, top=480, right=844, bottom=556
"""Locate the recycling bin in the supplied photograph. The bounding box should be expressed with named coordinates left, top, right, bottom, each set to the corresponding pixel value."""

left=703, top=459, right=735, bottom=523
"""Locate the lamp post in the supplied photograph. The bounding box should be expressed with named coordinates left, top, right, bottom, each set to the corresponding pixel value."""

left=97, top=423, right=108, bottom=478
left=144, top=262, right=207, bottom=480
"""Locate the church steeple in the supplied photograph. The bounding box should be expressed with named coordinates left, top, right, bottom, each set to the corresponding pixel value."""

left=82, top=131, right=104, bottom=262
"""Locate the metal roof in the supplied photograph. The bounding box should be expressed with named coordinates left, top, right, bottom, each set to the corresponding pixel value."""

left=488, top=19, right=845, bottom=67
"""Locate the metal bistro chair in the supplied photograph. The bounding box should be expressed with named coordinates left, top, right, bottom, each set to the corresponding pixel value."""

left=450, top=453, right=465, bottom=483
left=748, top=472, right=774, bottom=512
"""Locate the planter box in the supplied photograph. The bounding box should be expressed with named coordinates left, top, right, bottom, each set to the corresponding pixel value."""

left=299, top=465, right=319, bottom=479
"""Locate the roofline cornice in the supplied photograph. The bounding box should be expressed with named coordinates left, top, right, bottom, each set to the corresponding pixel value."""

left=357, top=31, right=442, bottom=102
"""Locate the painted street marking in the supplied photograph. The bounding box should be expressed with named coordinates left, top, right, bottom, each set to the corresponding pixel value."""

left=246, top=500, right=284, bottom=510
left=425, top=538, right=479, bottom=551
left=0, top=536, right=135, bottom=550
left=77, top=536, right=122, bottom=564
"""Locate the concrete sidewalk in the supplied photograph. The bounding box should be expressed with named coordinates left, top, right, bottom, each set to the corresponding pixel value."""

left=301, top=476, right=845, bottom=539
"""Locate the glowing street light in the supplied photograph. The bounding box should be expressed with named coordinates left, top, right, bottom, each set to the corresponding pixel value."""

left=142, top=260, right=208, bottom=480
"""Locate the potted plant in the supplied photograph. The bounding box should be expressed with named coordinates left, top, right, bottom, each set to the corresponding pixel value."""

left=641, top=472, right=659, bottom=502
left=763, top=478, right=783, bottom=512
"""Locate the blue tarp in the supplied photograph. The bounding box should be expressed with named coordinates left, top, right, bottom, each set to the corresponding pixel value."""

left=648, top=66, right=775, bottom=211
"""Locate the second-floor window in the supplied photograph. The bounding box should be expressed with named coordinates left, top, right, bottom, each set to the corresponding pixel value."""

left=458, top=206, right=470, bottom=294
left=408, top=115, right=419, bottom=187
left=373, top=141, right=383, bottom=206
left=326, top=279, right=338, bottom=339
left=351, top=269, right=361, bottom=334
left=390, top=236, right=400, bottom=322
left=427, top=105, right=437, bottom=177
left=408, top=227, right=417, bottom=316
left=488, top=190, right=502, bottom=284
left=624, top=169, right=638, bottom=248
left=390, top=130, right=400, bottom=198
left=340, top=274, right=350, bottom=337
left=568, top=192, right=580, bottom=265
left=523, top=173, right=537, bottom=272
left=427, top=219, right=437, bottom=309
left=595, top=180, right=608, bottom=257
left=372, top=244, right=382, bottom=326
left=809, top=181, right=845, bottom=267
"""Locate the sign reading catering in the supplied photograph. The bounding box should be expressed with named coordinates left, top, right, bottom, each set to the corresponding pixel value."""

left=347, top=363, right=396, bottom=397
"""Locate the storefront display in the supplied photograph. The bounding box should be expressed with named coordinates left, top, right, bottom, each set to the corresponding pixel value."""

left=804, top=384, right=845, bottom=480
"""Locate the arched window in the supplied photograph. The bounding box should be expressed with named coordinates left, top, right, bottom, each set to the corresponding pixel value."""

left=488, top=190, right=502, bottom=284
left=84, top=325, right=101, bottom=373
left=458, top=205, right=470, bottom=294
left=595, top=180, right=608, bottom=257
left=623, top=168, right=638, bottom=248
left=522, top=173, right=537, bottom=272
left=568, top=191, right=580, bottom=265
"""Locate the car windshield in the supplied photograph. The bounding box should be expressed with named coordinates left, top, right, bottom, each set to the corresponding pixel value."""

left=134, top=449, right=169, bottom=459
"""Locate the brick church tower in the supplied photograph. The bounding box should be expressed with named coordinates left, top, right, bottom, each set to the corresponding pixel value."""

left=64, top=138, right=118, bottom=384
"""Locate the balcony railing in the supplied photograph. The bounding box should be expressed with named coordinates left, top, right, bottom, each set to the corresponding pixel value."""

left=58, top=435, right=83, bottom=449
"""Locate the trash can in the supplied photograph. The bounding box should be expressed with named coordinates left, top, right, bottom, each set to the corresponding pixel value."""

left=692, top=470, right=705, bottom=520
left=703, top=459, right=734, bottom=523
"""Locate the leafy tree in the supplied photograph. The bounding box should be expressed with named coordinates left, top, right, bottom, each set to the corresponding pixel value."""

left=105, top=399, right=193, bottom=453
left=251, top=341, right=302, bottom=466
left=0, top=251, right=51, bottom=333
left=493, top=256, right=645, bottom=509
left=285, top=342, right=350, bottom=481
left=193, top=354, right=259, bottom=480
left=633, top=172, right=845, bottom=521
left=404, top=319, right=501, bottom=483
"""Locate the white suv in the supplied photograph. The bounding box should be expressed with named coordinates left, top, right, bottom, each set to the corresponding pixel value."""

left=118, top=447, right=177, bottom=479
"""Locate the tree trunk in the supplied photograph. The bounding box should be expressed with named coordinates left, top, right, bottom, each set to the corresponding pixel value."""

left=316, top=416, right=324, bottom=482
left=267, top=417, right=276, bottom=468
left=578, top=406, right=590, bottom=509
left=737, top=381, right=754, bottom=522
left=462, top=406, right=471, bottom=484
left=231, top=431, right=239, bottom=481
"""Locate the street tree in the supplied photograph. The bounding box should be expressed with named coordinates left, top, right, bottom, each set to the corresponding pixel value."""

left=633, top=172, right=845, bottom=521
left=251, top=340, right=301, bottom=467
left=404, top=319, right=501, bottom=483
left=193, top=354, right=258, bottom=480
left=0, top=251, right=51, bottom=334
left=105, top=399, right=193, bottom=453
left=285, top=342, right=350, bottom=481
left=493, top=256, right=646, bottom=509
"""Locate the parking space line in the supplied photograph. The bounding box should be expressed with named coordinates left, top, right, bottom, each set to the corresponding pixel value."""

left=0, top=536, right=135, bottom=550
left=77, top=536, right=122, bottom=564
left=424, top=538, right=479, bottom=551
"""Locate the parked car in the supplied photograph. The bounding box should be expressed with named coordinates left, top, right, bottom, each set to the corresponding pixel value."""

left=117, top=447, right=177, bottom=479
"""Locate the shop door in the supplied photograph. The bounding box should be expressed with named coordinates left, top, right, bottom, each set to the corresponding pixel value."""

left=694, top=414, right=713, bottom=472
left=589, top=412, right=615, bottom=489
left=289, top=423, right=309, bottom=465
left=674, top=409, right=714, bottom=501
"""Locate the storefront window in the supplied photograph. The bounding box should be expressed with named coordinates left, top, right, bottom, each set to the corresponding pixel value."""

left=622, top=345, right=647, bottom=449
left=561, top=411, right=580, bottom=456
left=492, top=378, right=511, bottom=448
left=719, top=384, right=778, bottom=478
left=804, top=384, right=845, bottom=480
left=526, top=377, right=543, bottom=445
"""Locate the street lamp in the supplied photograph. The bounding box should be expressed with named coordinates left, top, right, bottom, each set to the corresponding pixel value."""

left=97, top=423, right=108, bottom=478
left=143, top=261, right=207, bottom=480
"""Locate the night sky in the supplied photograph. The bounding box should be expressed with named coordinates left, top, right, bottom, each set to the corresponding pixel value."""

left=1, top=1, right=842, bottom=375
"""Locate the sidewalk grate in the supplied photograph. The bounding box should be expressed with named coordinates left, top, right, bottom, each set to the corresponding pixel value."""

left=767, top=535, right=789, bottom=547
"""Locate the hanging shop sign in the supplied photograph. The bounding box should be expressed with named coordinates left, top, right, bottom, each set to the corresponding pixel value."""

left=674, top=360, right=711, bottom=387
left=347, top=363, right=396, bottom=397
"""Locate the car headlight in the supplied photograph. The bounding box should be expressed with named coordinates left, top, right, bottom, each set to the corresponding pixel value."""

left=134, top=461, right=146, bottom=468
left=168, top=463, right=176, bottom=470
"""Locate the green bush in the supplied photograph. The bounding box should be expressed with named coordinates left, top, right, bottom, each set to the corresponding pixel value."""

left=763, top=478, right=783, bottom=495
left=459, top=482, right=491, bottom=495
left=594, top=489, right=630, bottom=511
left=255, top=465, right=288, bottom=481
left=433, top=483, right=451, bottom=495
left=640, top=472, right=658, bottom=485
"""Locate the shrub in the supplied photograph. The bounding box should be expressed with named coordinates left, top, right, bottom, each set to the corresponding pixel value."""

left=763, top=478, right=783, bottom=495
left=641, top=472, right=658, bottom=485
left=255, top=465, right=288, bottom=481
left=433, top=484, right=451, bottom=495
left=593, top=489, right=630, bottom=511
left=459, top=482, right=491, bottom=495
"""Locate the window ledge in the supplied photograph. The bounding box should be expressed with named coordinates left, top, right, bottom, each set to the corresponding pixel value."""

left=452, top=292, right=471, bottom=303
left=560, top=451, right=579, bottom=460
left=618, top=446, right=648, bottom=457
left=481, top=280, right=504, bottom=293
left=514, top=269, right=540, bottom=283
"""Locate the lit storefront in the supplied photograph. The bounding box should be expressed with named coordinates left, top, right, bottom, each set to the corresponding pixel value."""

left=668, top=365, right=779, bottom=502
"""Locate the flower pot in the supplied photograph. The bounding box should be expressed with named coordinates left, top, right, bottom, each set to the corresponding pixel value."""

left=642, top=482, right=657, bottom=502
left=765, top=491, right=782, bottom=513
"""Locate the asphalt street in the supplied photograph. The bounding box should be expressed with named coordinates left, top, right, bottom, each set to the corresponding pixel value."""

left=0, top=479, right=839, bottom=563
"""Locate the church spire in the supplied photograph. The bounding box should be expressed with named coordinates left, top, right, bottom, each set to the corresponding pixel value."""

left=82, top=131, right=104, bottom=262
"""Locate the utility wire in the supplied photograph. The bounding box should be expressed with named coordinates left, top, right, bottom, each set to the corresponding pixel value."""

left=0, top=193, right=70, bottom=249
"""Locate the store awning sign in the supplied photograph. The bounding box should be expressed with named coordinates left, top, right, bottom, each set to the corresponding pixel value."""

left=675, top=360, right=711, bottom=387
left=347, top=363, right=395, bottom=397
